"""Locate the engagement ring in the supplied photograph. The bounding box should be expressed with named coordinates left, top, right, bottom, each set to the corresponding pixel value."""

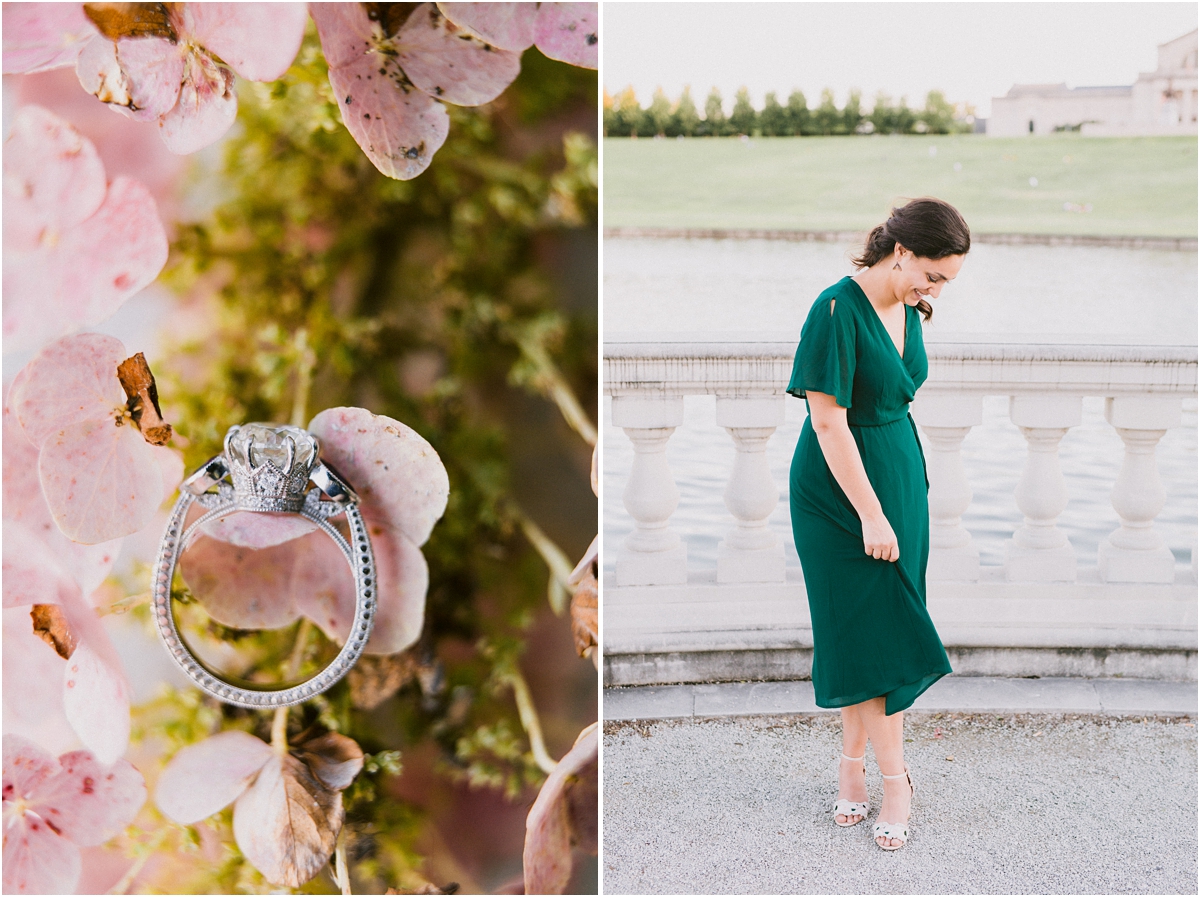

left=152, top=423, right=376, bottom=708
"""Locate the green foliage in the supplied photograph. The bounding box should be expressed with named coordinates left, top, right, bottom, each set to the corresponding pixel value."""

left=605, top=84, right=976, bottom=138
left=672, top=86, right=701, bottom=137
left=701, top=87, right=728, bottom=137
left=142, top=25, right=596, bottom=892
left=729, top=87, right=757, bottom=136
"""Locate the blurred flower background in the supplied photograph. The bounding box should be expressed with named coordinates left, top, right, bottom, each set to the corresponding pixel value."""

left=3, top=3, right=598, bottom=893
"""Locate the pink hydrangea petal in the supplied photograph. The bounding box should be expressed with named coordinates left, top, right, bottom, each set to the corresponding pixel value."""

left=308, top=406, right=449, bottom=547
left=534, top=2, right=598, bottom=69
left=114, top=36, right=186, bottom=120
left=3, top=394, right=123, bottom=596
left=179, top=535, right=301, bottom=629
left=3, top=734, right=61, bottom=800
left=523, top=722, right=599, bottom=895
left=435, top=2, right=536, bottom=51
left=54, top=175, right=170, bottom=327
left=2, top=522, right=79, bottom=609
left=3, top=373, right=41, bottom=502
left=61, top=641, right=131, bottom=767
left=155, top=731, right=273, bottom=825
left=2, top=610, right=78, bottom=758
left=308, top=2, right=370, bottom=68
left=77, top=35, right=183, bottom=122
left=157, top=54, right=237, bottom=155
left=396, top=3, right=521, bottom=106
left=201, top=511, right=319, bottom=549
left=2, top=105, right=106, bottom=251
left=38, top=418, right=165, bottom=544
left=312, top=3, right=450, bottom=180
left=291, top=523, right=427, bottom=655
left=12, top=333, right=127, bottom=448
left=1, top=803, right=82, bottom=895
left=363, top=523, right=428, bottom=654
left=183, top=2, right=307, bottom=82
left=152, top=445, right=185, bottom=502
left=5, top=167, right=168, bottom=350
left=2, top=2, right=96, bottom=74
left=27, top=749, right=146, bottom=847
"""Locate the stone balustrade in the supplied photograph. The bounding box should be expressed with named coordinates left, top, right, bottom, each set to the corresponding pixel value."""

left=603, top=336, right=1198, bottom=686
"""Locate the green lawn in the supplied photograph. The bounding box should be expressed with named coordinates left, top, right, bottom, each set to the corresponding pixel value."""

left=603, top=134, right=1197, bottom=238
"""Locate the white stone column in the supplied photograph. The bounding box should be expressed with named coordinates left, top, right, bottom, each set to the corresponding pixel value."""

left=612, top=395, right=688, bottom=586
left=1004, top=394, right=1082, bottom=582
left=1097, top=395, right=1182, bottom=583
left=912, top=392, right=983, bottom=581
left=715, top=395, right=785, bottom=583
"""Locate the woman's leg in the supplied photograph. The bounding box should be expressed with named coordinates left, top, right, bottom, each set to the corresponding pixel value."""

left=856, top=697, right=911, bottom=848
left=836, top=705, right=869, bottom=824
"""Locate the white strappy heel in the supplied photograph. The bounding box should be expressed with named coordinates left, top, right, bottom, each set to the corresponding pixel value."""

left=873, top=767, right=913, bottom=850
left=832, top=753, right=870, bottom=827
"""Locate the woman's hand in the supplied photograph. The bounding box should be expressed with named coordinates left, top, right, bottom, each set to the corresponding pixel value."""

left=861, top=511, right=899, bottom=562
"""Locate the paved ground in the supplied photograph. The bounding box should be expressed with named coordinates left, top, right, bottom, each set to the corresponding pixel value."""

left=602, top=679, right=1197, bottom=895
left=604, top=677, right=1199, bottom=721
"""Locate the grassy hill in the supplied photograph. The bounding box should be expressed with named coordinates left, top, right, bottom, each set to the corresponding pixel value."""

left=603, top=134, right=1197, bottom=238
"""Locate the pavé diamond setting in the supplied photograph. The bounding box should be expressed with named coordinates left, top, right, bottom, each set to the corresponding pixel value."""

left=153, top=423, right=376, bottom=708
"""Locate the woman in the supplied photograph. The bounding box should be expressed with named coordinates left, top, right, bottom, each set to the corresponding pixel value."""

left=787, top=197, right=969, bottom=850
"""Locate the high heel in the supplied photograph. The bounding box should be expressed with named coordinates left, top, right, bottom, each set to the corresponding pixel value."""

left=832, top=753, right=869, bottom=827
left=873, top=767, right=913, bottom=850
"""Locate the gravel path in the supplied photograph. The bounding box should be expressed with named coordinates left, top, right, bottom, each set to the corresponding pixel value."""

left=602, top=713, right=1197, bottom=895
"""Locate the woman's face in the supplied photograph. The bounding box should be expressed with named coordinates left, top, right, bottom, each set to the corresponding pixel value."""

left=892, top=246, right=965, bottom=307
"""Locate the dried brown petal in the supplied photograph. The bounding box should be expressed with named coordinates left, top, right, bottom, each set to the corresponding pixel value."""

left=523, top=723, right=599, bottom=894
left=348, top=652, right=418, bottom=710
left=30, top=603, right=77, bottom=660
left=83, top=2, right=176, bottom=41
left=116, top=352, right=171, bottom=445
left=292, top=730, right=364, bottom=793
left=232, top=752, right=343, bottom=888
left=569, top=567, right=597, bottom=660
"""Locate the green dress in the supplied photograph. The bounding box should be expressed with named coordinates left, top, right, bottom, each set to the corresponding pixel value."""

left=787, top=276, right=951, bottom=715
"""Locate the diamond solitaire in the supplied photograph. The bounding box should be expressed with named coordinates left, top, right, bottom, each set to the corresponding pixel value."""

left=225, top=423, right=320, bottom=512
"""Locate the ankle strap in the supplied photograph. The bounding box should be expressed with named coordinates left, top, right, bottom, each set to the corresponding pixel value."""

left=841, top=753, right=865, bottom=762
left=880, top=769, right=909, bottom=779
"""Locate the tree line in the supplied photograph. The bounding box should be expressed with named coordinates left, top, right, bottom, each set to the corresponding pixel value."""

left=603, top=86, right=975, bottom=137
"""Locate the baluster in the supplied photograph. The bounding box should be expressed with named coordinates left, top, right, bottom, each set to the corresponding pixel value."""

left=715, top=396, right=785, bottom=583
left=1003, top=394, right=1082, bottom=582
left=1097, top=396, right=1182, bottom=583
left=912, top=392, right=983, bottom=581
left=612, top=395, right=688, bottom=586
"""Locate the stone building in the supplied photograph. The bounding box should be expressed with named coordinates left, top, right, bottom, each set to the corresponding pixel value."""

left=990, top=29, right=1197, bottom=136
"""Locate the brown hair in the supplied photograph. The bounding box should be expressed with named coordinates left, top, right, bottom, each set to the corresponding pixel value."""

left=851, top=197, right=971, bottom=322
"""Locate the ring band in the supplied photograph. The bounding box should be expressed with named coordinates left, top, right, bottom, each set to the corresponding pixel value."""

left=152, top=424, right=377, bottom=708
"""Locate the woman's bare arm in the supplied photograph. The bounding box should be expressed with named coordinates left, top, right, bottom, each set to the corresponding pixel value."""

left=806, top=391, right=899, bottom=562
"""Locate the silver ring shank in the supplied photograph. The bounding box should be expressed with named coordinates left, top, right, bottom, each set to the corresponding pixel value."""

left=152, top=477, right=377, bottom=709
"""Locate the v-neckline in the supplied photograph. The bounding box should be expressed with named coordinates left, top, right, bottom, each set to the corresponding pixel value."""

left=848, top=277, right=906, bottom=360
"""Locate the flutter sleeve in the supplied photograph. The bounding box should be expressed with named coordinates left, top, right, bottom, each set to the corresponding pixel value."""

left=786, top=293, right=856, bottom=408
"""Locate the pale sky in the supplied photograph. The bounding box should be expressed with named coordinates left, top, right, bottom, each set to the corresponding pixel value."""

left=602, top=2, right=1198, bottom=118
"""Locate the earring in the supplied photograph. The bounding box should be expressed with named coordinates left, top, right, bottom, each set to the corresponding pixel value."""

left=893, top=262, right=901, bottom=271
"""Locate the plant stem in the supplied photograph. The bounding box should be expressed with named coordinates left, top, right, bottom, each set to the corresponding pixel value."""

left=515, top=333, right=597, bottom=446
left=97, top=592, right=151, bottom=617
left=107, top=827, right=170, bottom=894
left=515, top=511, right=574, bottom=616
left=507, top=666, right=557, bottom=775
left=290, top=326, right=315, bottom=428
left=333, top=828, right=353, bottom=895
left=271, top=618, right=313, bottom=754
